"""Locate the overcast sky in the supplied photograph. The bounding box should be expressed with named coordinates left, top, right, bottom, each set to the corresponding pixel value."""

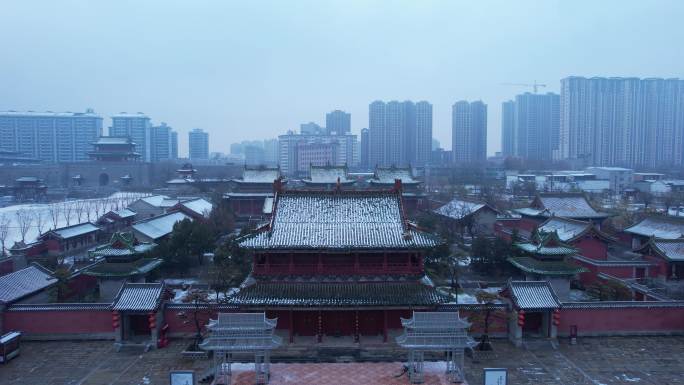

left=1, top=0, right=683, bottom=156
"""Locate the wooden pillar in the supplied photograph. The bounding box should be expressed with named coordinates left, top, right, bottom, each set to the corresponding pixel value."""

left=382, top=310, right=388, bottom=342
left=317, top=311, right=323, bottom=343
left=265, top=254, right=270, bottom=274
left=288, top=310, right=294, bottom=344
left=354, top=310, right=360, bottom=343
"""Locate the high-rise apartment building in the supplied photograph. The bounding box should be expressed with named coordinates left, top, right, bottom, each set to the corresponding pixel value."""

left=278, top=131, right=357, bottom=176
left=263, top=139, right=279, bottom=166
left=501, top=100, right=515, bottom=157
left=325, top=110, right=351, bottom=135
left=514, top=93, right=560, bottom=161
left=170, top=131, right=178, bottom=160
left=0, top=109, right=103, bottom=162
left=188, top=128, right=209, bottom=160
left=360, top=128, right=370, bottom=169
left=451, top=101, right=487, bottom=164
left=150, top=122, right=178, bottom=162
left=368, top=100, right=432, bottom=167
left=560, top=76, right=684, bottom=168
left=110, top=112, right=152, bottom=162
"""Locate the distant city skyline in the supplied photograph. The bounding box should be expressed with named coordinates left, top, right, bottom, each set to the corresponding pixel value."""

left=2, top=1, right=682, bottom=156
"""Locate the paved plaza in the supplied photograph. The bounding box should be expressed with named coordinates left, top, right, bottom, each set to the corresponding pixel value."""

left=1, top=336, right=683, bottom=385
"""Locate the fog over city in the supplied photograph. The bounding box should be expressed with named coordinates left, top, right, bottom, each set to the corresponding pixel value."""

left=2, top=0, right=683, bottom=156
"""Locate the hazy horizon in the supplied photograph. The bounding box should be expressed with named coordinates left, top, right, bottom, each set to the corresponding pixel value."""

left=2, top=0, right=683, bottom=156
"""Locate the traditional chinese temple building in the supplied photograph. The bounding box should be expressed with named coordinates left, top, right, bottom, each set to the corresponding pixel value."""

left=87, top=137, right=141, bottom=162
left=300, top=164, right=356, bottom=190
left=637, top=238, right=684, bottom=280
left=233, top=184, right=447, bottom=342
left=509, top=231, right=587, bottom=300
left=513, top=193, right=610, bottom=230
left=369, top=166, right=426, bottom=214
left=225, top=166, right=284, bottom=224
left=83, top=232, right=160, bottom=300
left=623, top=216, right=684, bottom=249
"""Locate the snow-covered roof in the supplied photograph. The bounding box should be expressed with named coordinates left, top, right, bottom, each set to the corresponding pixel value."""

left=46, top=222, right=100, bottom=240
left=238, top=167, right=280, bottom=183
left=180, top=198, right=213, bottom=218
left=625, top=217, right=684, bottom=239
left=534, top=194, right=608, bottom=218
left=240, top=191, right=438, bottom=250
left=517, top=194, right=608, bottom=219
left=134, top=195, right=170, bottom=208
left=262, top=197, right=274, bottom=215
left=111, top=208, right=136, bottom=219
left=507, top=281, right=561, bottom=310
left=16, top=176, right=41, bottom=183
left=640, top=238, right=684, bottom=261
left=0, top=265, right=57, bottom=304
left=302, top=165, right=354, bottom=184
left=370, top=166, right=420, bottom=184
left=112, top=282, right=164, bottom=312
left=433, top=199, right=488, bottom=220
left=537, top=217, right=591, bottom=242
left=132, top=211, right=192, bottom=240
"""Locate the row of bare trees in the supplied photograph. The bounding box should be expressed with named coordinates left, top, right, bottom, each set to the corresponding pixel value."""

left=0, top=192, right=146, bottom=256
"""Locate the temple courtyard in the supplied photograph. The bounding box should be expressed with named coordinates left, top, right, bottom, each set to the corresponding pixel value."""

left=1, top=336, right=683, bottom=385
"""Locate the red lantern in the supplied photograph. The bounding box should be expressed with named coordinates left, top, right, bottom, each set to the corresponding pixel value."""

left=517, top=310, right=525, bottom=327
left=112, top=312, right=120, bottom=329
left=553, top=309, right=561, bottom=326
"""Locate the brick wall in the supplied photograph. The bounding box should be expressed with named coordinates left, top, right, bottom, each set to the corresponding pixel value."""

left=3, top=305, right=114, bottom=340
left=558, top=304, right=684, bottom=336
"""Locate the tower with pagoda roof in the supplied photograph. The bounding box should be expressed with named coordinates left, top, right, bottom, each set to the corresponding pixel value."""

left=88, top=137, right=141, bottom=162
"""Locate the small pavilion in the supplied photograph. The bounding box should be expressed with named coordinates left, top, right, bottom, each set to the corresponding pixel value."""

left=396, top=311, right=476, bottom=384
left=111, top=282, right=166, bottom=351
left=200, top=313, right=281, bottom=385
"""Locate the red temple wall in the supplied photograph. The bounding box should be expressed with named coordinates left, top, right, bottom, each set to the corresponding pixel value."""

left=3, top=310, right=113, bottom=338
left=573, top=237, right=608, bottom=260
left=0, top=258, right=13, bottom=276
left=558, top=307, right=684, bottom=336
left=574, top=259, right=638, bottom=286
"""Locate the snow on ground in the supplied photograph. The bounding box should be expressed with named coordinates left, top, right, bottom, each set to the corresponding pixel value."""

left=0, top=192, right=148, bottom=252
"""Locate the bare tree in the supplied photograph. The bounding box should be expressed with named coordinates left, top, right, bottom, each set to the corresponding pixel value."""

left=85, top=199, right=94, bottom=222
left=35, top=210, right=47, bottom=235
left=48, top=204, right=61, bottom=230
left=0, top=214, right=11, bottom=256
left=74, top=200, right=86, bottom=223
left=15, top=209, right=34, bottom=242
left=62, top=202, right=73, bottom=227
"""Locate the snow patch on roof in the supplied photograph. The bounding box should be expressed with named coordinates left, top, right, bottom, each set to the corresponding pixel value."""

left=132, top=212, right=192, bottom=240
left=0, top=265, right=57, bottom=303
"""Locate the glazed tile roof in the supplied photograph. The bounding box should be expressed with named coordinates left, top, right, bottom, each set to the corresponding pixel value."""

left=625, top=217, right=684, bottom=239
left=370, top=166, right=420, bottom=184
left=515, top=242, right=577, bottom=256
left=229, top=281, right=449, bottom=307
left=433, top=199, right=487, bottom=220
left=0, top=265, right=57, bottom=303
left=132, top=211, right=192, bottom=240
left=507, top=281, right=561, bottom=310
left=112, top=282, right=164, bottom=312
left=508, top=256, right=588, bottom=276
left=83, top=258, right=162, bottom=277
left=94, top=137, right=131, bottom=145
left=239, top=191, right=438, bottom=250
left=644, top=238, right=684, bottom=261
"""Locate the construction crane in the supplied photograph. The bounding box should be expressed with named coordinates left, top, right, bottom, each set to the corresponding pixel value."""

left=501, top=81, right=547, bottom=94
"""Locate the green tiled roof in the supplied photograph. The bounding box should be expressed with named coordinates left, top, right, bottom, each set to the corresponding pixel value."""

left=515, top=242, right=577, bottom=256
left=83, top=258, right=162, bottom=278
left=229, top=281, right=449, bottom=307
left=508, top=256, right=588, bottom=276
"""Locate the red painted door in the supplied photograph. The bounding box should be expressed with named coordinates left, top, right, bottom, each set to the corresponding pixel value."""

left=322, top=311, right=354, bottom=336
left=359, top=310, right=383, bottom=336
left=293, top=311, right=318, bottom=336
left=130, top=315, right=150, bottom=335
left=522, top=312, right=542, bottom=334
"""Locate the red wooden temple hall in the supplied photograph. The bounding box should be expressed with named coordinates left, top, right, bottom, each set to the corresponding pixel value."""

left=232, top=182, right=448, bottom=342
